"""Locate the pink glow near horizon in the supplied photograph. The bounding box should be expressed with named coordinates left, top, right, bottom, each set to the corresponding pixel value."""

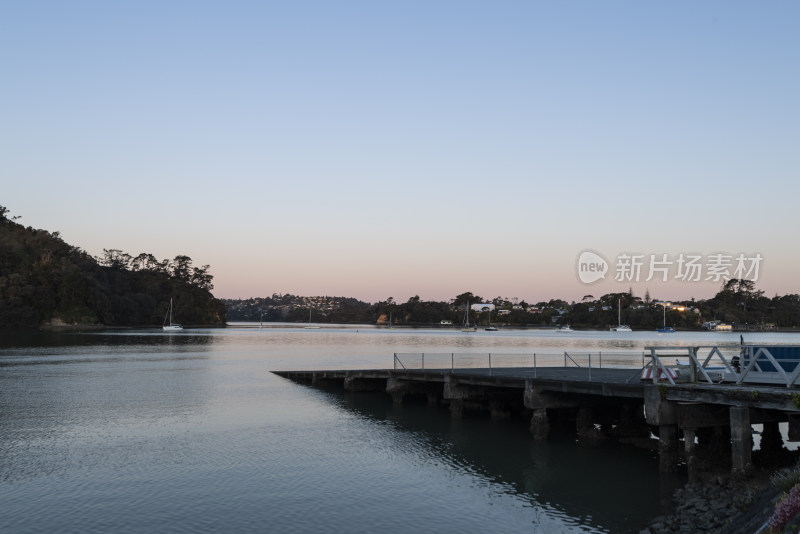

left=3, top=3, right=798, bottom=304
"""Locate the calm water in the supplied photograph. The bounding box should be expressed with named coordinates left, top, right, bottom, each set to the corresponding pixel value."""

left=1, top=326, right=794, bottom=533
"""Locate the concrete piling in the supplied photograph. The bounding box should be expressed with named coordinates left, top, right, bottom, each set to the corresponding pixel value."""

left=730, top=406, right=752, bottom=473
left=274, top=367, right=800, bottom=478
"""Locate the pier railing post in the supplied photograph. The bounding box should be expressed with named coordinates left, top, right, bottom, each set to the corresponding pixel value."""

left=451, top=352, right=454, bottom=371
left=489, top=353, right=492, bottom=375
left=422, top=353, right=425, bottom=371
left=650, top=348, right=657, bottom=384
left=533, top=353, right=537, bottom=378
left=588, top=353, right=592, bottom=381
left=599, top=351, right=602, bottom=369
left=394, top=353, right=397, bottom=370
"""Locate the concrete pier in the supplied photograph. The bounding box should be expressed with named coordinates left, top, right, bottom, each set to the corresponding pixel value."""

left=273, top=366, right=800, bottom=476
left=730, top=406, right=752, bottom=473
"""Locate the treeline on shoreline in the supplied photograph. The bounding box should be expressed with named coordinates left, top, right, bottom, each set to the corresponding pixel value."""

left=0, top=206, right=226, bottom=327
left=224, top=281, right=800, bottom=330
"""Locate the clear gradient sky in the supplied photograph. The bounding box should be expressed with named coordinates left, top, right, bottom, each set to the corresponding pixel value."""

left=3, top=2, right=799, bottom=304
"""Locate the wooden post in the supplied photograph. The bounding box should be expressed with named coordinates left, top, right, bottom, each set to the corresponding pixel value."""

left=684, top=428, right=699, bottom=482
left=658, top=425, right=679, bottom=472
left=730, top=406, right=752, bottom=473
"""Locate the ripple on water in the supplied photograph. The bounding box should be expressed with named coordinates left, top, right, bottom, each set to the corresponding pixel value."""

left=0, top=329, right=698, bottom=533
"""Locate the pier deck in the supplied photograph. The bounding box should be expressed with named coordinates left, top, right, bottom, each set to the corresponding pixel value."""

left=274, top=366, right=800, bottom=409
left=274, top=363, right=800, bottom=476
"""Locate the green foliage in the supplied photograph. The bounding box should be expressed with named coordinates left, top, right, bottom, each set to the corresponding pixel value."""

left=0, top=213, right=225, bottom=327
left=792, top=393, right=800, bottom=411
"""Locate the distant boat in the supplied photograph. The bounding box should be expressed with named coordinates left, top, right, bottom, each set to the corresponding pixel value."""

left=162, top=298, right=183, bottom=331
left=657, top=305, right=675, bottom=333
left=485, top=310, right=497, bottom=331
left=556, top=325, right=573, bottom=332
left=304, top=308, right=320, bottom=329
left=610, top=299, right=632, bottom=332
left=461, top=302, right=477, bottom=332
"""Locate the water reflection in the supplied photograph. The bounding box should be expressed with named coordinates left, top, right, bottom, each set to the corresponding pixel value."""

left=0, top=327, right=792, bottom=533
left=315, top=387, right=685, bottom=533
left=0, top=333, right=214, bottom=484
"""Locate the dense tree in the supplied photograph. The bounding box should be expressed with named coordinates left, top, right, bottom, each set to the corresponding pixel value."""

left=0, top=207, right=225, bottom=327
left=222, top=281, right=800, bottom=330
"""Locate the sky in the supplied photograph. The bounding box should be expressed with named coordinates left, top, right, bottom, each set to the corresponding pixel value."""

left=2, top=1, right=799, bottom=304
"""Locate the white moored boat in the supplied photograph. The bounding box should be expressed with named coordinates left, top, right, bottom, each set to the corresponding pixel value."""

left=461, top=302, right=477, bottom=332
left=609, top=299, right=632, bottom=332
left=162, top=298, right=183, bottom=331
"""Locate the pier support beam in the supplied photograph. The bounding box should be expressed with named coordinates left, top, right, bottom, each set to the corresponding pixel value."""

left=756, top=420, right=794, bottom=467
left=443, top=376, right=468, bottom=418
left=386, top=377, right=408, bottom=406
left=659, top=425, right=680, bottom=473
left=524, top=381, right=578, bottom=440
left=643, top=385, right=677, bottom=426
left=524, top=381, right=577, bottom=411
left=311, top=373, right=341, bottom=388
left=761, top=421, right=784, bottom=456
left=789, top=414, right=800, bottom=442
left=645, top=386, right=680, bottom=472
left=343, top=376, right=386, bottom=392
left=386, top=376, right=443, bottom=406
left=684, top=428, right=699, bottom=482
left=730, top=406, right=752, bottom=474
left=530, top=409, right=550, bottom=440
left=443, top=375, right=468, bottom=401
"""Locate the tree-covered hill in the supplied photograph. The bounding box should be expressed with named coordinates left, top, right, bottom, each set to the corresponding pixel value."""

left=0, top=206, right=226, bottom=328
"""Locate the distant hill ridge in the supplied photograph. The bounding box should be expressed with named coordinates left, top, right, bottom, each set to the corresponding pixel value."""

left=0, top=205, right=226, bottom=327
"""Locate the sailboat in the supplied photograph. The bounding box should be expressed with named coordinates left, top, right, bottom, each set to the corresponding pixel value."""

left=162, top=298, right=183, bottom=331
left=485, top=307, right=497, bottom=331
left=304, top=307, right=320, bottom=329
left=657, top=304, right=675, bottom=333
left=609, top=298, right=632, bottom=332
left=462, top=302, right=477, bottom=332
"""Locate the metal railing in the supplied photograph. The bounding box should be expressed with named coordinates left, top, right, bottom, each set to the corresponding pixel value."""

left=641, top=345, right=800, bottom=388
left=393, top=351, right=647, bottom=377
left=394, top=345, right=800, bottom=388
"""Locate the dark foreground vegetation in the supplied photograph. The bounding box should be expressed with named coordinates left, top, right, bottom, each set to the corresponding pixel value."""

left=0, top=206, right=226, bottom=327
